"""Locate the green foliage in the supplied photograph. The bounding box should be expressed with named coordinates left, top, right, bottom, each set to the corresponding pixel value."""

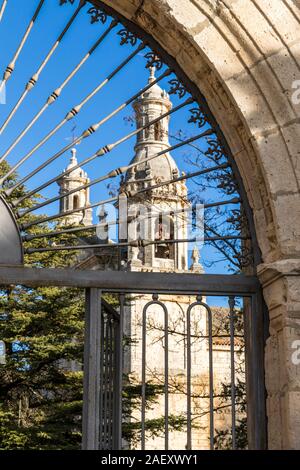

left=0, top=163, right=85, bottom=449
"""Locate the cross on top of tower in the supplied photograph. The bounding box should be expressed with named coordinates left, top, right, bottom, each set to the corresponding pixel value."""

left=70, top=147, right=78, bottom=166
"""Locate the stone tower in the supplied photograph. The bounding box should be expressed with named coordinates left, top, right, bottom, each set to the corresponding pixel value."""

left=121, top=70, right=209, bottom=450
left=122, top=67, right=194, bottom=273
left=57, top=148, right=92, bottom=226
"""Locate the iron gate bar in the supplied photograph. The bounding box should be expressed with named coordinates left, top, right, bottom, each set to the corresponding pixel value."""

left=103, top=318, right=110, bottom=449
left=186, top=296, right=214, bottom=450
left=0, top=267, right=260, bottom=294
left=0, top=0, right=86, bottom=135
left=82, top=287, right=102, bottom=450
left=21, top=163, right=231, bottom=242
left=113, top=294, right=124, bottom=450
left=18, top=131, right=213, bottom=228
left=141, top=296, right=169, bottom=450
left=25, top=234, right=247, bottom=255
left=0, top=40, right=148, bottom=185
left=0, top=0, right=45, bottom=93
left=229, top=296, right=237, bottom=449
left=99, top=310, right=105, bottom=449
left=244, top=292, right=267, bottom=450
left=16, top=97, right=193, bottom=214
left=0, top=0, right=7, bottom=23
left=0, top=19, right=118, bottom=163
left=5, top=68, right=171, bottom=197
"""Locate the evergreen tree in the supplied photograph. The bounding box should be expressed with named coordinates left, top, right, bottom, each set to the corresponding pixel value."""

left=0, top=161, right=85, bottom=449
left=0, top=162, right=177, bottom=450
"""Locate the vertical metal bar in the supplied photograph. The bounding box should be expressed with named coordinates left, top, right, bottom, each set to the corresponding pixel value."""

left=229, top=296, right=236, bottom=450
left=207, top=306, right=214, bottom=450
left=113, top=293, right=124, bottom=450
left=99, top=312, right=105, bottom=450
left=141, top=304, right=147, bottom=450
left=186, top=306, right=192, bottom=450
left=244, top=293, right=267, bottom=449
left=103, top=318, right=110, bottom=449
left=82, top=288, right=101, bottom=450
left=164, top=305, right=169, bottom=451
left=108, top=318, right=113, bottom=450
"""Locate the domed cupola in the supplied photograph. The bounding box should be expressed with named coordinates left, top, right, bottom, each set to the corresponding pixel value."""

left=125, top=68, right=184, bottom=191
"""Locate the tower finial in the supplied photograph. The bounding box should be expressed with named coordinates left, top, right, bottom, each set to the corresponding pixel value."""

left=148, top=66, right=156, bottom=83
left=70, top=147, right=77, bottom=165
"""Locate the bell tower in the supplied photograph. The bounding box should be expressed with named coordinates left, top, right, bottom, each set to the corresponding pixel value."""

left=57, top=148, right=92, bottom=226
left=121, top=68, right=191, bottom=273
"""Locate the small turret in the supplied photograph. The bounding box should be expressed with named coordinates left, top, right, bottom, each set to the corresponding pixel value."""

left=57, top=148, right=92, bottom=226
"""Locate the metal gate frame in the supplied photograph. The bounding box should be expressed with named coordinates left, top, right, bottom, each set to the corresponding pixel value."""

left=0, top=267, right=267, bottom=450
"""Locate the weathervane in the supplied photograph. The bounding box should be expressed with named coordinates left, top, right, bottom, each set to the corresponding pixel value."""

left=65, top=124, right=79, bottom=146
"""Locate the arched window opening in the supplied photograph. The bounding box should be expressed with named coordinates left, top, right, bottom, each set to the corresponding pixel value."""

left=154, top=121, right=162, bottom=141
left=154, top=214, right=175, bottom=259
left=73, top=195, right=79, bottom=210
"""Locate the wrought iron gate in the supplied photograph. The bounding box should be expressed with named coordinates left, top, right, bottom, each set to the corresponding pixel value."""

left=80, top=272, right=267, bottom=451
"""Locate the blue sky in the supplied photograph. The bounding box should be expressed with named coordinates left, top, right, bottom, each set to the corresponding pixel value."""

left=0, top=0, right=242, bottom=280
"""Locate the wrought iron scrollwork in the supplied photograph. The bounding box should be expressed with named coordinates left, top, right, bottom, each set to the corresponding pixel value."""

left=188, top=107, right=206, bottom=128
left=234, top=246, right=254, bottom=268
left=144, top=52, right=163, bottom=70
left=205, top=139, right=225, bottom=162
left=59, top=0, right=76, bottom=5
left=87, top=6, right=107, bottom=24
left=168, top=78, right=186, bottom=98
left=118, top=29, right=138, bottom=46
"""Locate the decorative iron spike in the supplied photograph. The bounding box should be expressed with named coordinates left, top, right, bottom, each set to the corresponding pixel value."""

left=144, top=52, right=163, bottom=70
left=168, top=78, right=186, bottom=98
left=188, top=108, right=206, bottom=128
left=118, top=29, right=138, bottom=46
left=87, top=6, right=107, bottom=24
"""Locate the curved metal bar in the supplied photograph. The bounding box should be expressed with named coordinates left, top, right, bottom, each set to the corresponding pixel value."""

left=0, top=0, right=86, bottom=135
left=141, top=295, right=169, bottom=451
left=0, top=19, right=118, bottom=163
left=186, top=296, right=214, bottom=450
left=21, top=162, right=230, bottom=241
left=0, top=0, right=45, bottom=94
left=17, top=131, right=212, bottom=223
left=3, top=66, right=169, bottom=195
left=24, top=235, right=248, bottom=255
left=16, top=97, right=193, bottom=213
left=0, top=0, right=7, bottom=22
left=20, top=194, right=239, bottom=233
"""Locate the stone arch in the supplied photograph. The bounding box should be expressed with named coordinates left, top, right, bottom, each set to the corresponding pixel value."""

left=96, top=0, right=300, bottom=450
